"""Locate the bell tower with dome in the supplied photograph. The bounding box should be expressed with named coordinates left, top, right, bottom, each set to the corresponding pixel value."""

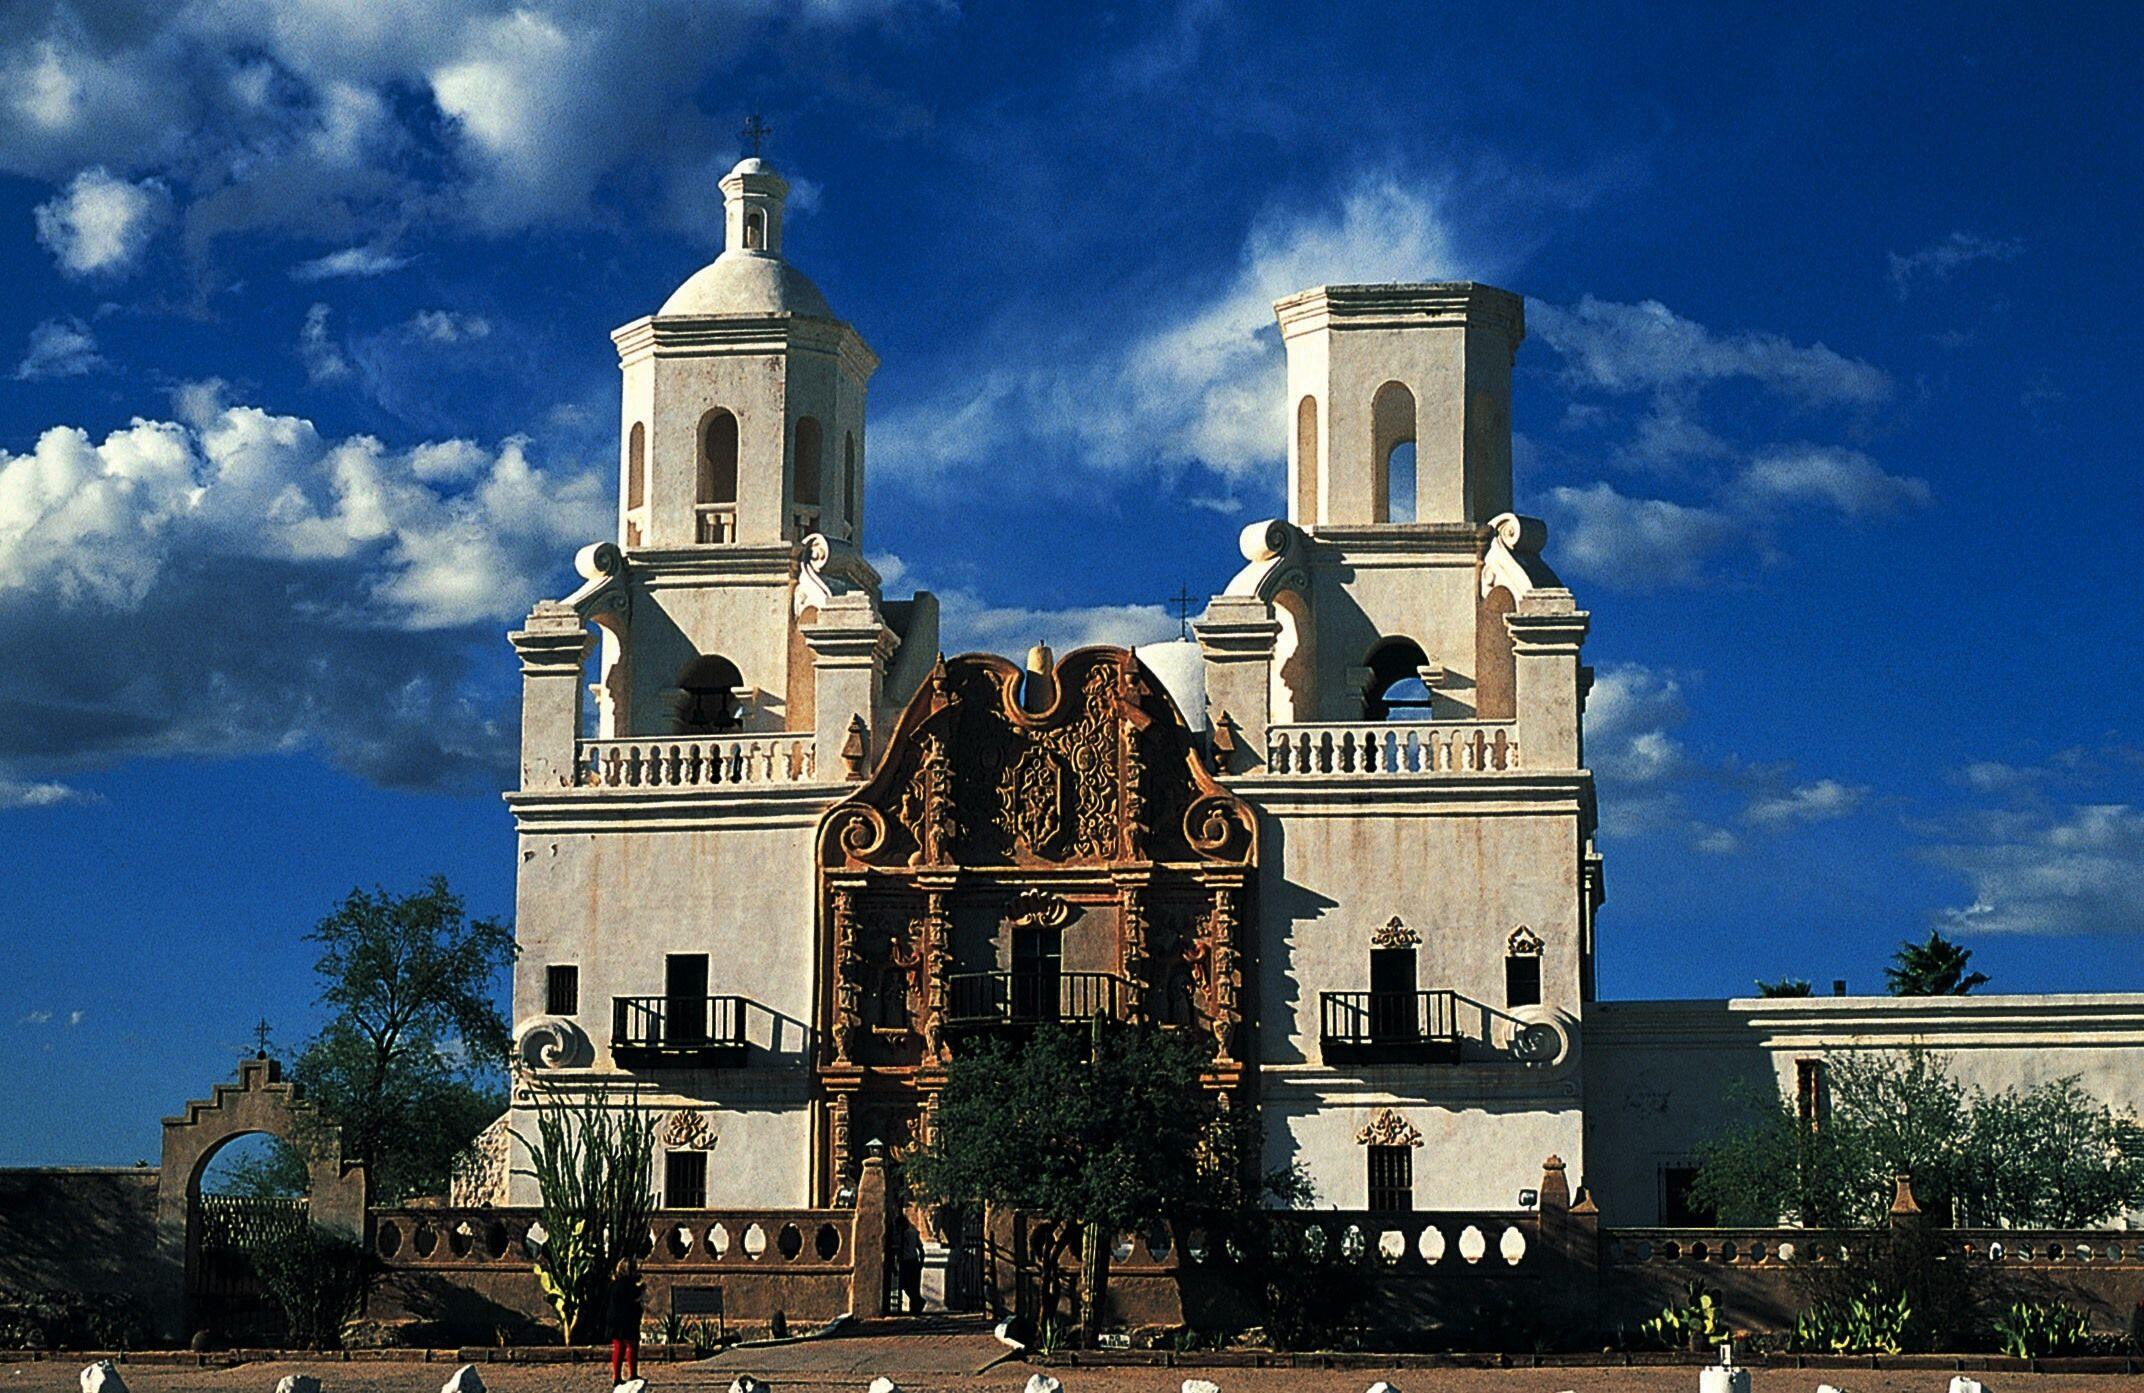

left=614, top=156, right=875, bottom=552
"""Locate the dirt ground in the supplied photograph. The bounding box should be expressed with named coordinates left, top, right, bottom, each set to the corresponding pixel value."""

left=8, top=1329, right=2142, bottom=1393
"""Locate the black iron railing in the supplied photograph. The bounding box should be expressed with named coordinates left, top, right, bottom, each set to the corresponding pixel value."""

left=612, top=995, right=749, bottom=1065
left=1319, top=989, right=1462, bottom=1062
left=944, top=970, right=1139, bottom=1027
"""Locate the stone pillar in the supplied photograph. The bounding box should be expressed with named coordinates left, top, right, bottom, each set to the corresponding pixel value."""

left=849, top=1148, right=892, bottom=1317
left=1534, top=1155, right=1601, bottom=1331
left=1194, top=596, right=1280, bottom=771
left=510, top=602, right=593, bottom=790
left=805, top=595, right=893, bottom=780
left=1506, top=589, right=1589, bottom=770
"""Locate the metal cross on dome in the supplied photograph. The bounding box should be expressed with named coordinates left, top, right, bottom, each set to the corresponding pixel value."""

left=740, top=115, right=773, bottom=157
left=1168, top=585, right=1198, bottom=641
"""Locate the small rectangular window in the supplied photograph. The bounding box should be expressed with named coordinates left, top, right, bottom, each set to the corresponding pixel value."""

left=1366, top=1144, right=1414, bottom=1212
left=1505, top=954, right=1542, bottom=1008
left=665, top=1150, right=708, bottom=1209
left=546, top=964, right=580, bottom=1017
left=1661, top=1165, right=1715, bottom=1226
left=1797, top=1058, right=1830, bottom=1128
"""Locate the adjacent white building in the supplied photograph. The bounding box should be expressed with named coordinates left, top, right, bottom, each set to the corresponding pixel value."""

left=497, top=155, right=2144, bottom=1244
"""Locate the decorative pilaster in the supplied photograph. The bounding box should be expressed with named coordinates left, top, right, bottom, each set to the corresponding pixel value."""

left=509, top=602, right=593, bottom=790
left=1207, top=885, right=1242, bottom=1063
left=831, top=888, right=863, bottom=1065
left=1506, top=589, right=1590, bottom=770
left=921, top=889, right=951, bottom=1063
left=1194, top=596, right=1281, bottom=766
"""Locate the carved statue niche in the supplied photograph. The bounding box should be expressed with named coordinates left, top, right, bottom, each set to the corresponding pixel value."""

left=830, top=888, right=864, bottom=1065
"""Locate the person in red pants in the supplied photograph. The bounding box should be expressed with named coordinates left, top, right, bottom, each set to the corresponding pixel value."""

left=607, top=1257, right=643, bottom=1386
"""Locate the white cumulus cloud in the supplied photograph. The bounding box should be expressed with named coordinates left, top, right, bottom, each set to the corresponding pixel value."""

left=876, top=169, right=1489, bottom=484
left=292, top=246, right=413, bottom=280
left=1930, top=804, right=2144, bottom=936
left=32, top=166, right=171, bottom=276
left=14, top=318, right=104, bottom=381
left=0, top=386, right=607, bottom=790
left=1734, top=446, right=1931, bottom=517
left=1530, top=295, right=1892, bottom=407
left=1744, top=778, right=1868, bottom=826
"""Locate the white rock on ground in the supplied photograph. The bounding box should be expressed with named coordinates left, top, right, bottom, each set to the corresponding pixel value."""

left=731, top=1378, right=767, bottom=1393
left=1025, top=1376, right=1063, bottom=1393
left=80, top=1362, right=127, bottom=1393
left=1951, top=1381, right=1988, bottom=1393
left=275, top=1378, right=321, bottom=1393
left=1366, top=1383, right=1399, bottom=1393
left=867, top=1380, right=901, bottom=1393
left=440, top=1367, right=484, bottom=1393
left=1183, top=1381, right=1222, bottom=1393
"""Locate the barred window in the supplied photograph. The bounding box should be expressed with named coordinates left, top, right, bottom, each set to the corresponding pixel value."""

left=665, top=1150, right=707, bottom=1209
left=1367, top=1144, right=1413, bottom=1212
left=546, top=964, right=579, bottom=1017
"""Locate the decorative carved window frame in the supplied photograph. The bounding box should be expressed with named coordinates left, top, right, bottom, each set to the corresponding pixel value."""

left=1354, top=1106, right=1424, bottom=1148
left=1371, top=915, right=1420, bottom=948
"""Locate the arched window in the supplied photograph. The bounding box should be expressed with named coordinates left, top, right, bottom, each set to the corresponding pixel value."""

left=744, top=210, right=764, bottom=250
left=675, top=655, right=744, bottom=735
left=698, top=410, right=739, bottom=505
left=1363, top=637, right=1434, bottom=722
left=843, top=432, right=857, bottom=523
left=626, top=422, right=646, bottom=510
left=1294, top=395, right=1319, bottom=524
left=793, top=416, right=822, bottom=507
left=1371, top=381, right=1416, bottom=523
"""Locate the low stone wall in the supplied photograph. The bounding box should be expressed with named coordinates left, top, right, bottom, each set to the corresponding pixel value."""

left=0, top=1168, right=173, bottom=1305
left=368, top=1204, right=869, bottom=1340
left=1602, top=1225, right=2144, bottom=1334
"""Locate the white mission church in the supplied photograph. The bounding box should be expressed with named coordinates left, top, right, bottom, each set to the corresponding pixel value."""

left=490, top=155, right=2144, bottom=1260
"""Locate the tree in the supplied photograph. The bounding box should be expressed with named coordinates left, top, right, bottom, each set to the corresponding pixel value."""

left=1885, top=930, right=1988, bottom=996
left=904, top=1020, right=1235, bottom=1343
left=283, top=878, right=515, bottom=1200
left=1959, top=1077, right=2144, bottom=1227
left=513, top=1086, right=656, bottom=1344
left=1694, top=1050, right=1970, bottom=1227
left=1693, top=1049, right=2144, bottom=1229
left=1756, top=978, right=1814, bottom=997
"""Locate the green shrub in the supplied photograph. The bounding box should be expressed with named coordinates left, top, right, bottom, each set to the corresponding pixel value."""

left=1992, top=1300, right=2092, bottom=1358
left=1639, top=1280, right=1726, bottom=1351
left=247, top=1224, right=376, bottom=1349
left=1791, top=1285, right=1912, bottom=1355
left=0, top=1288, right=144, bottom=1350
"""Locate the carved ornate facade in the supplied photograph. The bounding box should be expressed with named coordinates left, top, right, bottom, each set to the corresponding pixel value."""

left=813, top=647, right=1255, bottom=1197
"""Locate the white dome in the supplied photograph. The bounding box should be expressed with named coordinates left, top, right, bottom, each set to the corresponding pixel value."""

left=1134, top=639, right=1209, bottom=732
left=657, top=251, right=834, bottom=319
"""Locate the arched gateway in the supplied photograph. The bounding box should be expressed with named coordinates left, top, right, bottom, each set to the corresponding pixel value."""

left=156, top=1057, right=368, bottom=1337
left=814, top=645, right=1257, bottom=1205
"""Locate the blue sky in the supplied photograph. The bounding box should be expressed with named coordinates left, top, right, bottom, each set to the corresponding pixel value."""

left=3, top=1, right=2139, bottom=1165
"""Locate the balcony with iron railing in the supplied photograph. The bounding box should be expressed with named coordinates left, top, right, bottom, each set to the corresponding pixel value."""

left=944, top=970, right=1164, bottom=1030
left=1319, top=989, right=1464, bottom=1063
left=612, top=995, right=750, bottom=1067
left=1264, top=721, right=1520, bottom=776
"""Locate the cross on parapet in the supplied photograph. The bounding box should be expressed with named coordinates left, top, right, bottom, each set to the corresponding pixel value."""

left=251, top=1017, right=272, bottom=1059
left=741, top=115, right=773, bottom=157
left=1169, top=585, right=1199, bottom=641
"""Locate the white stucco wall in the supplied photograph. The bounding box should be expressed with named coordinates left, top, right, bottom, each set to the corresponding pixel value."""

left=507, top=789, right=840, bottom=1208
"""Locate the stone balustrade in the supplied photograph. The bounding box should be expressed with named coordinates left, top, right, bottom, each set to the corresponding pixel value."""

left=1264, top=721, right=1521, bottom=776
left=575, top=735, right=819, bottom=788
left=372, top=1206, right=854, bottom=1270
left=1605, top=1226, right=2144, bottom=1268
